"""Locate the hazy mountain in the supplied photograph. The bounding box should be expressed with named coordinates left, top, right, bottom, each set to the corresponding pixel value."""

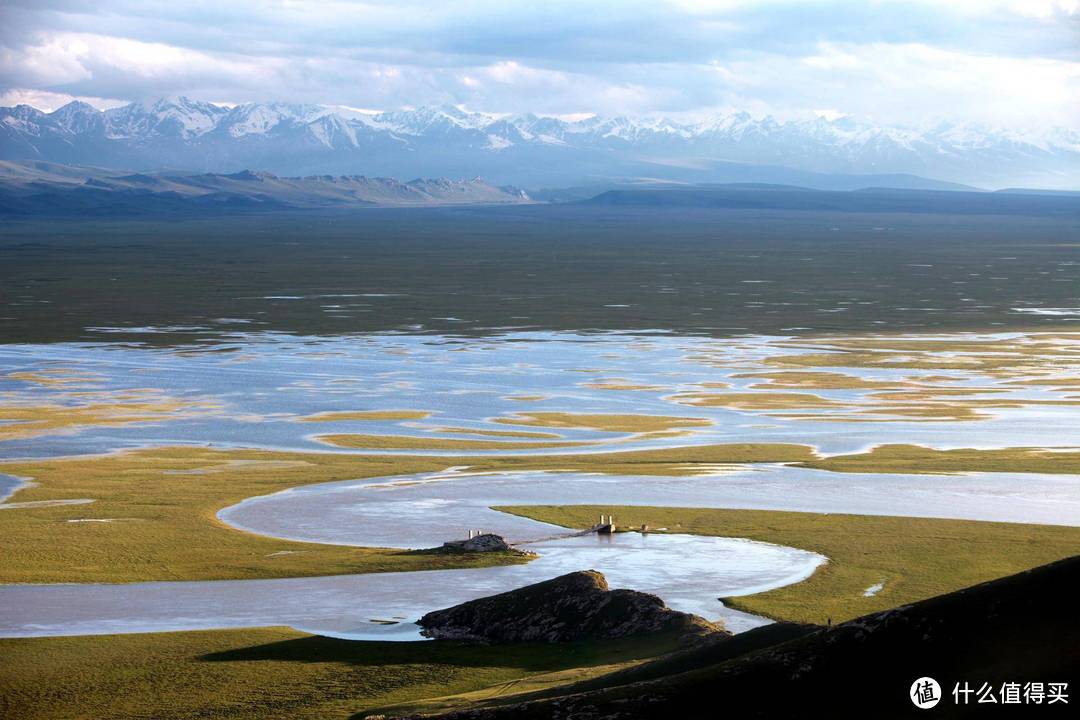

left=0, top=160, right=530, bottom=216
left=2, top=97, right=1078, bottom=189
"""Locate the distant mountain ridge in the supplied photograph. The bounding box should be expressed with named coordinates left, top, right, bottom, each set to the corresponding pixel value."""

left=0, top=160, right=530, bottom=215
left=4, top=160, right=1077, bottom=218
left=578, top=184, right=1080, bottom=216
left=2, top=97, right=1077, bottom=189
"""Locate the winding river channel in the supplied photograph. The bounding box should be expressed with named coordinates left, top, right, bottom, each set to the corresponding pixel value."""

left=1, top=330, right=1079, bottom=640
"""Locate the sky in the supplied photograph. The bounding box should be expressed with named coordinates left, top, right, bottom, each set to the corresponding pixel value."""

left=0, top=0, right=1077, bottom=127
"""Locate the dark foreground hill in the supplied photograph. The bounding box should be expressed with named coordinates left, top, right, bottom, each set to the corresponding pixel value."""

left=402, top=556, right=1080, bottom=719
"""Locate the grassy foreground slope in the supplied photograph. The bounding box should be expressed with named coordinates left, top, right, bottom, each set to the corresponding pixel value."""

left=0, top=627, right=681, bottom=720
left=498, top=505, right=1080, bottom=624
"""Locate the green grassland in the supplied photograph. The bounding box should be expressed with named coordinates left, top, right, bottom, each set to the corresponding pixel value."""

left=0, top=627, right=682, bottom=720
left=497, top=505, right=1080, bottom=625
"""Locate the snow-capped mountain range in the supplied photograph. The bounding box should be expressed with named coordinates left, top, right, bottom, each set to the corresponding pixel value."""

left=2, top=97, right=1077, bottom=189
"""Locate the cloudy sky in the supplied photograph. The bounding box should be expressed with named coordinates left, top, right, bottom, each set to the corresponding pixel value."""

left=0, top=0, right=1077, bottom=127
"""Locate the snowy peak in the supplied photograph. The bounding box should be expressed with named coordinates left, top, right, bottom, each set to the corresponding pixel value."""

left=304, top=113, right=359, bottom=148
left=45, top=101, right=105, bottom=135
left=1, top=97, right=1077, bottom=189
left=221, top=102, right=332, bottom=138
left=377, top=104, right=500, bottom=136
left=102, top=96, right=228, bottom=139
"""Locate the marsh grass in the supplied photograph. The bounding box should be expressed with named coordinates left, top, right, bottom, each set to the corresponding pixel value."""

left=805, top=443, right=1080, bottom=474
left=667, top=392, right=843, bottom=409
left=298, top=410, right=433, bottom=422
left=0, top=400, right=220, bottom=441
left=421, top=426, right=563, bottom=439
left=732, top=371, right=915, bottom=390
left=491, top=412, right=713, bottom=432
left=316, top=434, right=593, bottom=450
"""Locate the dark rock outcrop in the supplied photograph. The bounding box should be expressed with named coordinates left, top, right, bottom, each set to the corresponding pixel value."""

left=417, top=570, right=723, bottom=643
left=440, top=533, right=512, bottom=553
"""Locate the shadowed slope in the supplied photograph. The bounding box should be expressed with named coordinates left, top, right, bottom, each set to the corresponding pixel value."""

left=406, top=555, right=1080, bottom=719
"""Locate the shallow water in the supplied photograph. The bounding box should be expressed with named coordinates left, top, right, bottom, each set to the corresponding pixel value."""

left=0, top=532, right=823, bottom=638
left=2, top=331, right=1079, bottom=459
left=221, top=465, right=1080, bottom=551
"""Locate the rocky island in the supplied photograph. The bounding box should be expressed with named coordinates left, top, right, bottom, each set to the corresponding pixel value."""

left=418, top=570, right=723, bottom=643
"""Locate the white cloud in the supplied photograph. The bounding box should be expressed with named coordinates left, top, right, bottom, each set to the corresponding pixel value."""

left=0, top=1, right=1076, bottom=128
left=0, top=88, right=125, bottom=111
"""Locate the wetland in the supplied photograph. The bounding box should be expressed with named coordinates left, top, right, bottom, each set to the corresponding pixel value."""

left=2, top=204, right=1078, bottom=718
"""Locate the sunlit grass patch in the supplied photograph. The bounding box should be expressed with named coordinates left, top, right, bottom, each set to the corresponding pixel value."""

left=316, top=434, right=593, bottom=451
left=731, top=370, right=913, bottom=390
left=580, top=378, right=666, bottom=391
left=421, top=426, right=563, bottom=439
left=802, top=444, right=1080, bottom=474
left=0, top=399, right=221, bottom=441
left=298, top=410, right=433, bottom=422
left=761, top=333, right=1080, bottom=374
left=667, top=391, right=842, bottom=410
left=492, top=412, right=712, bottom=433
left=5, top=368, right=106, bottom=388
